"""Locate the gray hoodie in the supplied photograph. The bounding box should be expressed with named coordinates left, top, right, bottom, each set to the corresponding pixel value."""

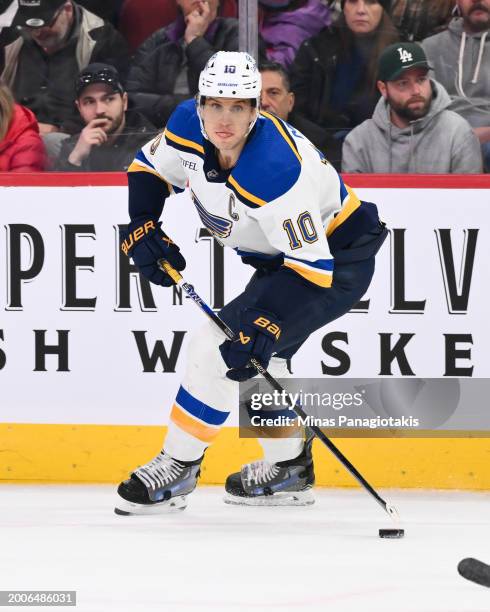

left=341, top=80, right=482, bottom=173
left=422, top=18, right=490, bottom=127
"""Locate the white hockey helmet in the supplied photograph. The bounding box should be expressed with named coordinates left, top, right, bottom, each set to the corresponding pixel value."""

left=197, top=51, right=262, bottom=139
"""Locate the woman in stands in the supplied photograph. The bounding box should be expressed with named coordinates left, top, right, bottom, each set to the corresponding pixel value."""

left=0, top=83, right=47, bottom=172
left=289, top=0, right=400, bottom=169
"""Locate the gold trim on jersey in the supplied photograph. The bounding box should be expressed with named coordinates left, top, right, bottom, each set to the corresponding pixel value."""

left=284, top=261, right=333, bottom=288
left=127, top=161, right=174, bottom=193
left=128, top=160, right=162, bottom=178
left=326, top=185, right=361, bottom=236
left=165, top=128, right=205, bottom=155
left=228, top=175, right=267, bottom=207
left=260, top=111, right=302, bottom=164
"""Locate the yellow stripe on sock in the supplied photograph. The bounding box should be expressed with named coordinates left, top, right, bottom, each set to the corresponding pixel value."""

left=170, top=404, right=221, bottom=443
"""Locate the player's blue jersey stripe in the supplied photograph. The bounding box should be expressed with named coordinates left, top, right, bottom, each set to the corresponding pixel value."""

left=176, top=386, right=230, bottom=426
left=339, top=174, right=349, bottom=203
left=135, top=149, right=155, bottom=170
left=165, top=99, right=204, bottom=158
left=284, top=255, right=334, bottom=271
left=265, top=113, right=301, bottom=160
left=227, top=115, right=302, bottom=207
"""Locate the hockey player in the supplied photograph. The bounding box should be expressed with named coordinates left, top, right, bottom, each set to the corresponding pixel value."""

left=116, top=51, right=387, bottom=515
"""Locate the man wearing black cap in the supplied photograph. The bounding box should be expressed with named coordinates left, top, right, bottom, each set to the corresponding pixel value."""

left=0, top=1, right=128, bottom=158
left=342, top=42, right=482, bottom=173
left=55, top=63, right=157, bottom=171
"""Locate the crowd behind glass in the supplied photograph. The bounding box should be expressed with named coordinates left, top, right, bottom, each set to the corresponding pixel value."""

left=0, top=0, right=488, bottom=173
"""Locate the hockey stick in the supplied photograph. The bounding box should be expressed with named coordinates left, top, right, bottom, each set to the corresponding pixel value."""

left=159, top=259, right=400, bottom=521
left=458, top=558, right=490, bottom=588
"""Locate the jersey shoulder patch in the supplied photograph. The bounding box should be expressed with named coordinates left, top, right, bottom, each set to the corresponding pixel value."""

left=227, top=113, right=302, bottom=209
left=165, top=99, right=205, bottom=158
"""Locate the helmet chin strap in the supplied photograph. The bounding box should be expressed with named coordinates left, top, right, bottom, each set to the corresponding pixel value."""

left=196, top=96, right=261, bottom=142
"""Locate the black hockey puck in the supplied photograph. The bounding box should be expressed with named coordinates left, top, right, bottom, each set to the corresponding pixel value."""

left=379, top=528, right=405, bottom=538
left=114, top=507, right=131, bottom=516
left=458, top=558, right=490, bottom=587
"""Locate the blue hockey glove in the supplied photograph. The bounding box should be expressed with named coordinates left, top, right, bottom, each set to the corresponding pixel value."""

left=219, top=308, right=282, bottom=382
left=120, top=219, right=186, bottom=286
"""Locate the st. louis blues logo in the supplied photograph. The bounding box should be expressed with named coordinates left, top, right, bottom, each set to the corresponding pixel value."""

left=191, top=190, right=233, bottom=239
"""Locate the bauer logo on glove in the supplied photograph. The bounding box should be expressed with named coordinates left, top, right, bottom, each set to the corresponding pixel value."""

left=120, top=218, right=186, bottom=287
left=219, top=308, right=282, bottom=382
left=121, top=220, right=158, bottom=255
left=253, top=316, right=281, bottom=340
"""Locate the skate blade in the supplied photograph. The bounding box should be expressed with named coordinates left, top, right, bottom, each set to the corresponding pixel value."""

left=114, top=494, right=187, bottom=515
left=223, top=489, right=314, bottom=507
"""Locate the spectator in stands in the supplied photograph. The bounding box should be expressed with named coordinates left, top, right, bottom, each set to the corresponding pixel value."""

left=260, top=62, right=295, bottom=120
left=118, top=0, right=237, bottom=53
left=2, top=0, right=129, bottom=159
left=55, top=64, right=157, bottom=171
left=289, top=0, right=400, bottom=169
left=391, top=0, right=456, bottom=41
left=259, top=61, right=332, bottom=148
left=0, top=0, right=19, bottom=56
left=259, top=0, right=332, bottom=69
left=341, top=42, right=482, bottom=173
left=0, top=82, right=47, bottom=171
left=126, top=0, right=238, bottom=127
left=422, top=0, right=490, bottom=171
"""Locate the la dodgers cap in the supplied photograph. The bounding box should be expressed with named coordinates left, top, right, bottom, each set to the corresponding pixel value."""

left=378, top=42, right=432, bottom=82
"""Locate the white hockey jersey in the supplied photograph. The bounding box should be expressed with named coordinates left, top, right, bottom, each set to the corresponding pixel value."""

left=128, top=99, right=374, bottom=289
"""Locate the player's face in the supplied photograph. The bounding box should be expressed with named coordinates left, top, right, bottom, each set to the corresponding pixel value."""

left=23, top=2, right=73, bottom=51
left=378, top=68, right=432, bottom=122
left=343, top=0, right=383, bottom=34
left=76, top=84, right=127, bottom=134
left=201, top=97, right=256, bottom=153
left=457, top=0, right=490, bottom=32
left=260, top=71, right=294, bottom=121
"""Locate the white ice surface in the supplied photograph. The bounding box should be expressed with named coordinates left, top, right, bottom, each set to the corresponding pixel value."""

left=1, top=486, right=489, bottom=612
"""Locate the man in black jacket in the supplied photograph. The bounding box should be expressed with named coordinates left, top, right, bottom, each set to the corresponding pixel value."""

left=260, top=61, right=332, bottom=147
left=2, top=0, right=129, bottom=156
left=55, top=63, right=157, bottom=171
left=126, top=0, right=239, bottom=127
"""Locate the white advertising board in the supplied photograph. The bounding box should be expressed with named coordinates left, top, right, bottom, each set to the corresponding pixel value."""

left=0, top=181, right=488, bottom=425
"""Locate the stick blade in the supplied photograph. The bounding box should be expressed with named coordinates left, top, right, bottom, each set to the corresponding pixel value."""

left=458, top=558, right=490, bottom=588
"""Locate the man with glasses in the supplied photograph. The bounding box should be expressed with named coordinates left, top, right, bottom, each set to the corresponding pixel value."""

left=55, top=63, right=157, bottom=171
left=1, top=0, right=128, bottom=159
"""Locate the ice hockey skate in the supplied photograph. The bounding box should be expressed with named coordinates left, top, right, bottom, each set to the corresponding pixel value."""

left=224, top=438, right=315, bottom=506
left=115, top=451, right=203, bottom=515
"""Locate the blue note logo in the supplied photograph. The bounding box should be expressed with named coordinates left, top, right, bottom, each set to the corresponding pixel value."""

left=190, top=190, right=233, bottom=239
